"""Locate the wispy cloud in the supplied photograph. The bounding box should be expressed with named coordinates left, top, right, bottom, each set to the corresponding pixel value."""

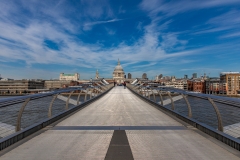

left=161, top=59, right=197, bottom=65
left=140, top=0, right=240, bottom=18
left=194, top=10, right=240, bottom=35
left=220, top=32, right=240, bottom=38
left=0, top=0, right=230, bottom=76
left=180, top=68, right=222, bottom=71
left=0, top=0, right=239, bottom=79
left=131, top=62, right=157, bottom=69
left=84, top=19, right=122, bottom=26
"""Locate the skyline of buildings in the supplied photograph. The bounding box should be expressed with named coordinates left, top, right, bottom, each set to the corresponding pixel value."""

left=1, top=70, right=239, bottom=82
left=0, top=1, right=240, bottom=82
left=1, top=58, right=239, bottom=81
left=2, top=71, right=240, bottom=96
left=1, top=59, right=240, bottom=96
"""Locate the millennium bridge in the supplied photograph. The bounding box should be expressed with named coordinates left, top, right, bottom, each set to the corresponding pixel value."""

left=0, top=81, right=240, bottom=159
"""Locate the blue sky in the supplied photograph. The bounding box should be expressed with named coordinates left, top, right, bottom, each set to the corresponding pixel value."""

left=0, top=0, right=240, bottom=80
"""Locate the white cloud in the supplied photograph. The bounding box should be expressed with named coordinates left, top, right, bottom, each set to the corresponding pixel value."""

left=194, top=10, right=240, bottom=34
left=220, top=32, right=240, bottom=38
left=0, top=0, right=239, bottom=79
left=118, top=6, right=126, bottom=14
left=0, top=0, right=192, bottom=70
left=0, top=2, right=212, bottom=78
left=161, top=33, right=188, bottom=50
left=83, top=19, right=123, bottom=30
left=131, top=62, right=157, bottom=69
left=136, top=22, right=143, bottom=31
left=139, top=0, right=240, bottom=18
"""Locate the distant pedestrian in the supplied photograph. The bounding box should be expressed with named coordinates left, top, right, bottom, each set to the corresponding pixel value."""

left=123, top=81, right=126, bottom=89
left=114, top=81, right=116, bottom=87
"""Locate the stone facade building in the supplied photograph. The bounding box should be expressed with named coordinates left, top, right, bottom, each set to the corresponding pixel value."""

left=159, top=78, right=188, bottom=90
left=192, top=73, right=197, bottom=78
left=0, top=80, right=44, bottom=94
left=128, top=73, right=132, bottom=79
left=44, top=80, right=71, bottom=90
left=59, top=73, right=79, bottom=81
left=219, top=72, right=240, bottom=95
left=113, top=59, right=125, bottom=84
left=205, top=78, right=220, bottom=95
left=142, top=73, right=147, bottom=79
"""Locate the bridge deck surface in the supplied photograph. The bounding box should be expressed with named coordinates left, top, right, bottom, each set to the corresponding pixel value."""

left=1, top=87, right=239, bottom=159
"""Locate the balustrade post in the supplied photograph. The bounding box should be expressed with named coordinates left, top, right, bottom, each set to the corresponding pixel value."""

left=96, top=88, right=99, bottom=95
left=77, top=90, right=83, bottom=105
left=16, top=98, right=31, bottom=132
left=90, top=89, right=93, bottom=99
left=137, top=86, right=141, bottom=92
left=145, top=88, right=147, bottom=97
left=84, top=88, right=89, bottom=101
left=139, top=87, right=142, bottom=95
left=133, top=85, right=137, bottom=90
left=151, top=89, right=156, bottom=102
left=138, top=88, right=141, bottom=94
left=143, top=88, right=146, bottom=97
left=133, top=87, right=137, bottom=91
left=48, top=94, right=59, bottom=118
left=181, top=94, right=192, bottom=118
left=157, top=90, right=163, bottom=106
left=100, top=86, right=105, bottom=92
left=66, top=91, right=74, bottom=110
left=208, top=97, right=223, bottom=131
left=147, top=89, right=150, bottom=99
left=103, top=85, right=108, bottom=91
left=92, top=89, right=96, bottom=97
left=133, top=85, right=138, bottom=92
left=167, top=91, right=175, bottom=110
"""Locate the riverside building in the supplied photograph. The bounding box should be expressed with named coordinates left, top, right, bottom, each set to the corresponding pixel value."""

left=59, top=73, right=79, bottom=81
left=0, top=80, right=44, bottom=94
left=159, top=78, right=188, bottom=90
left=187, top=78, right=205, bottom=93
left=219, top=72, right=240, bottom=95
left=44, top=80, right=73, bottom=90
left=205, top=78, right=220, bottom=95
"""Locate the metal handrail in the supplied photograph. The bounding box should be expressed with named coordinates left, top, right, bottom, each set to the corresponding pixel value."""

left=128, top=84, right=240, bottom=133
left=127, top=83, right=240, bottom=151
left=142, top=86, right=240, bottom=105
left=0, top=88, right=82, bottom=106
left=182, top=94, right=192, bottom=118
left=0, top=83, right=114, bottom=137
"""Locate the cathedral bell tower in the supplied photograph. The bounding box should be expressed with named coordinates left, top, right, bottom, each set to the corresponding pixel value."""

left=95, top=69, right=99, bottom=79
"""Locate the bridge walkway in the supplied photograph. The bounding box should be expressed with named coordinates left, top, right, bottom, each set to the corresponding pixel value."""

left=1, top=87, right=240, bottom=159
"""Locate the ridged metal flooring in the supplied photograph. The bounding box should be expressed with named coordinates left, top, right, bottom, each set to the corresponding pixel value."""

left=1, top=87, right=239, bottom=160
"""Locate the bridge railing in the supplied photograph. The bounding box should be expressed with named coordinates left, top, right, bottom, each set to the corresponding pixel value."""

left=127, top=84, right=240, bottom=142
left=0, top=83, right=113, bottom=140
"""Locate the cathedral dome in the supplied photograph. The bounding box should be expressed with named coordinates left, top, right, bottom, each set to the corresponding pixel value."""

left=114, top=65, right=123, bottom=71
left=113, top=59, right=125, bottom=83
left=113, top=59, right=124, bottom=72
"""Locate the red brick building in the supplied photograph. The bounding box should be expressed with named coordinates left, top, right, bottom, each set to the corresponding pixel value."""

left=187, top=79, right=205, bottom=93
